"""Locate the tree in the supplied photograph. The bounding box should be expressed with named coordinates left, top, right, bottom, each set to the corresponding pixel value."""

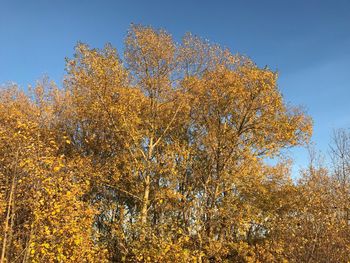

left=1, top=25, right=317, bottom=262
left=330, top=128, right=350, bottom=187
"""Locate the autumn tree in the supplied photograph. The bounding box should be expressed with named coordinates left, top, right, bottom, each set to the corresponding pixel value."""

left=269, top=148, right=350, bottom=263
left=0, top=83, right=106, bottom=262
left=0, top=24, right=320, bottom=262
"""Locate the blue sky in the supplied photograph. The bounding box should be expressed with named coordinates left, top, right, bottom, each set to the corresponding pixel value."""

left=1, top=0, right=349, bottom=174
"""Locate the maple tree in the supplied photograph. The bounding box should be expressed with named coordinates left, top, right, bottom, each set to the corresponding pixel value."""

left=1, top=25, right=349, bottom=262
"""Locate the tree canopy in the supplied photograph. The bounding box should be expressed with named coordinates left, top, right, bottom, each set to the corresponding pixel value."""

left=1, top=25, right=349, bottom=263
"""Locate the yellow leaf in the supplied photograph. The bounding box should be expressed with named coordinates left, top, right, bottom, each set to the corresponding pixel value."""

left=43, top=243, right=50, bottom=249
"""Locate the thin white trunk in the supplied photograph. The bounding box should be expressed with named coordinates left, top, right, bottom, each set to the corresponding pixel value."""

left=0, top=176, right=15, bottom=263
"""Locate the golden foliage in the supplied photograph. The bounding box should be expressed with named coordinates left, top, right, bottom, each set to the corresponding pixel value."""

left=1, top=25, right=348, bottom=263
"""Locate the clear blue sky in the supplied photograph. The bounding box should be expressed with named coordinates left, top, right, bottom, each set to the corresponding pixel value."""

left=1, top=0, right=349, bottom=174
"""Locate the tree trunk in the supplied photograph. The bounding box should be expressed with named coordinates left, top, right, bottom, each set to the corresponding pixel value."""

left=140, top=175, right=150, bottom=225
left=140, top=140, right=153, bottom=240
left=0, top=175, right=15, bottom=263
